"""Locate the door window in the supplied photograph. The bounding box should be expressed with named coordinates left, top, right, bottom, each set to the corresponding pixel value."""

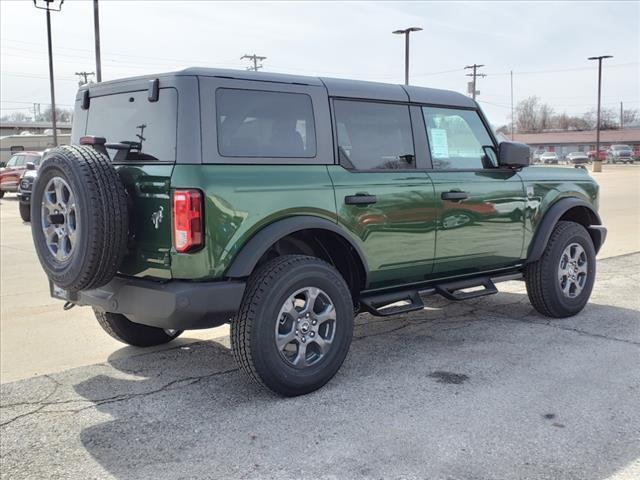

left=216, top=88, right=316, bottom=158
left=6, top=156, right=19, bottom=167
left=14, top=155, right=26, bottom=166
left=333, top=100, right=415, bottom=170
left=422, top=107, right=494, bottom=170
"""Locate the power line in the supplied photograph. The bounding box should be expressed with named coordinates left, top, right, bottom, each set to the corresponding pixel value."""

left=75, top=71, right=95, bottom=86
left=464, top=63, right=485, bottom=100
left=241, top=54, right=267, bottom=71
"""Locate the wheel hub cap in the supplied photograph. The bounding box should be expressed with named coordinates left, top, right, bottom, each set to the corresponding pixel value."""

left=41, top=177, right=77, bottom=262
left=275, top=287, right=337, bottom=368
left=558, top=243, right=588, bottom=298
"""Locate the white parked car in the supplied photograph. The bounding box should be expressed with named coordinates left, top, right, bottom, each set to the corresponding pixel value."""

left=540, top=152, right=559, bottom=164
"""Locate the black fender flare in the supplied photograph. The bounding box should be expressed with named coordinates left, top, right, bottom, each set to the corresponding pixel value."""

left=225, top=216, right=369, bottom=282
left=526, top=197, right=605, bottom=263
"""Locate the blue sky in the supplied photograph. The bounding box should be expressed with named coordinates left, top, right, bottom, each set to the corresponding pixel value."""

left=1, top=1, right=638, bottom=126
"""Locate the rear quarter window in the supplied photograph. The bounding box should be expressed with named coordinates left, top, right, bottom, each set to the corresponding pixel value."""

left=84, top=88, right=178, bottom=162
left=216, top=88, right=316, bottom=158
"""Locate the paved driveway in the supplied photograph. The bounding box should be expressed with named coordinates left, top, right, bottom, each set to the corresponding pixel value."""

left=1, top=254, right=639, bottom=480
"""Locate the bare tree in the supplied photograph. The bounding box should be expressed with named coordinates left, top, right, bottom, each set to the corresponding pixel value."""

left=622, top=108, right=639, bottom=127
left=40, top=106, right=73, bottom=123
left=516, top=96, right=540, bottom=133
left=583, top=108, right=618, bottom=130
left=0, top=111, right=31, bottom=122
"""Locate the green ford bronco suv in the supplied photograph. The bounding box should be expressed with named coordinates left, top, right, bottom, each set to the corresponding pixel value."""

left=30, top=68, right=606, bottom=396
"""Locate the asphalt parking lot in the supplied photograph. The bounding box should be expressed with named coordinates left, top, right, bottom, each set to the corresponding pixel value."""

left=1, top=165, right=639, bottom=479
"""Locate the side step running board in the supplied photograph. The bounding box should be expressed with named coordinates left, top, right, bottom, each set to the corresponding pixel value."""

left=435, top=277, right=497, bottom=301
left=359, top=290, right=424, bottom=317
left=358, top=273, right=521, bottom=317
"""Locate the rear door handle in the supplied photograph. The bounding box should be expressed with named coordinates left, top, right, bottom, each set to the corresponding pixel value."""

left=441, top=191, right=468, bottom=202
left=345, top=194, right=377, bottom=205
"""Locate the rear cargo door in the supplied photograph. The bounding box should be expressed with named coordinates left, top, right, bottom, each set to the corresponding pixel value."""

left=82, top=87, right=178, bottom=279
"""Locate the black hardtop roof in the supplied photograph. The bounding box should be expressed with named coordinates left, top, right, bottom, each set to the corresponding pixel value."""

left=78, top=67, right=476, bottom=108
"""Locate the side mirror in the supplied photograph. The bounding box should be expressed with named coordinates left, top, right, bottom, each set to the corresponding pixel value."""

left=498, top=141, right=530, bottom=168
left=26, top=162, right=36, bottom=171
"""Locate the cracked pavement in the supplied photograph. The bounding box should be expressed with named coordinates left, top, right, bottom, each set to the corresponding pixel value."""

left=1, top=253, right=639, bottom=480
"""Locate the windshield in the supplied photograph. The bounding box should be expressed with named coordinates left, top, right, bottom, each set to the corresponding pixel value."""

left=84, top=88, right=178, bottom=162
left=612, top=145, right=631, bottom=150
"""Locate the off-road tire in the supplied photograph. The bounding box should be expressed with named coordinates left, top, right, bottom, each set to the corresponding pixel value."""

left=525, top=221, right=596, bottom=318
left=94, top=309, right=183, bottom=347
left=19, top=202, right=30, bottom=222
left=231, top=255, right=354, bottom=396
left=31, top=145, right=128, bottom=292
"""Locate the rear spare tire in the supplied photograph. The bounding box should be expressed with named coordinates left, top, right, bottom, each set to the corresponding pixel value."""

left=31, top=145, right=129, bottom=292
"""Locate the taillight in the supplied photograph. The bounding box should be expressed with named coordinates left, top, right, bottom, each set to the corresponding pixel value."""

left=172, top=189, right=203, bottom=253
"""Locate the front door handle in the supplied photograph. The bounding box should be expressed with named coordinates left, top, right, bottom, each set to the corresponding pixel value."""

left=345, top=194, right=377, bottom=205
left=441, top=191, right=469, bottom=202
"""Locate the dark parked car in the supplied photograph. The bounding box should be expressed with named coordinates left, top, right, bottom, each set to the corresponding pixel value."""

left=565, top=152, right=590, bottom=165
left=17, top=162, right=39, bottom=221
left=606, top=144, right=634, bottom=164
left=30, top=68, right=606, bottom=396
left=0, top=151, right=43, bottom=198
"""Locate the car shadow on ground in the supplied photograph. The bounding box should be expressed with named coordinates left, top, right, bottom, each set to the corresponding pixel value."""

left=71, top=290, right=640, bottom=480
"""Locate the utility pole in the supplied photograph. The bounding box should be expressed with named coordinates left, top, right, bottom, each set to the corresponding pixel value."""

left=588, top=55, right=613, bottom=173
left=464, top=64, right=485, bottom=101
left=33, top=0, right=64, bottom=147
left=620, top=101, right=624, bottom=129
left=241, top=54, right=266, bottom=71
left=93, top=0, right=102, bottom=82
left=75, top=71, right=95, bottom=86
left=392, top=27, right=422, bottom=85
left=510, top=70, right=514, bottom=140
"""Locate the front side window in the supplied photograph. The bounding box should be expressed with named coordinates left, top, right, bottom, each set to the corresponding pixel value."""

left=14, top=155, right=26, bottom=166
left=333, top=100, right=415, bottom=170
left=6, top=156, right=18, bottom=167
left=423, top=107, right=494, bottom=170
left=216, top=88, right=316, bottom=158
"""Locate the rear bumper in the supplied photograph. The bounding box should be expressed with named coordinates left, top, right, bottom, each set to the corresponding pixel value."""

left=57, top=276, right=246, bottom=330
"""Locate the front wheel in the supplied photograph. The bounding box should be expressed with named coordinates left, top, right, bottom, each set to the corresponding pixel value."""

left=231, top=255, right=354, bottom=396
left=525, top=221, right=596, bottom=318
left=19, top=202, right=30, bottom=222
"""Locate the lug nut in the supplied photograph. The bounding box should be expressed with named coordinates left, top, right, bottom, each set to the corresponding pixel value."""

left=306, top=313, right=310, bottom=318
left=301, top=337, right=306, bottom=343
left=312, top=320, right=317, bottom=325
left=310, top=332, right=315, bottom=337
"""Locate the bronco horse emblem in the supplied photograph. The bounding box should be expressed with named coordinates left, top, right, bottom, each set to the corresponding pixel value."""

left=151, top=206, right=163, bottom=229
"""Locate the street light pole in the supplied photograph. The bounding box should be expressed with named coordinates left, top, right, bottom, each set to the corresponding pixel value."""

left=588, top=55, right=613, bottom=173
left=93, top=0, right=102, bottom=82
left=392, top=27, right=422, bottom=85
left=33, top=0, right=64, bottom=147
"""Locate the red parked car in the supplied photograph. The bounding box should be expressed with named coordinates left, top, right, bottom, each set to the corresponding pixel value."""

left=0, top=151, right=43, bottom=198
left=587, top=149, right=606, bottom=162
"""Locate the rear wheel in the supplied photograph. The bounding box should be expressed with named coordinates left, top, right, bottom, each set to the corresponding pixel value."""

left=94, top=309, right=183, bottom=347
left=231, top=255, right=354, bottom=396
left=525, top=221, right=596, bottom=318
left=19, top=202, right=30, bottom=222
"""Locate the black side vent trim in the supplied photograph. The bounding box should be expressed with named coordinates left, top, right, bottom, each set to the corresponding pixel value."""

left=81, top=90, right=90, bottom=110
left=148, top=78, right=159, bottom=102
